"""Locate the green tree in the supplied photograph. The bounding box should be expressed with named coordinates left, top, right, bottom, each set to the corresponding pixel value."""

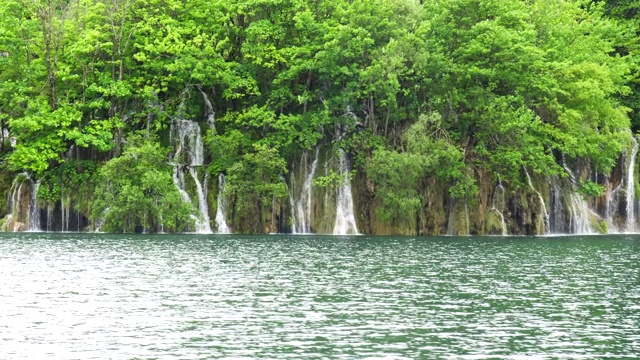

left=91, top=134, right=194, bottom=233
left=367, top=113, right=470, bottom=221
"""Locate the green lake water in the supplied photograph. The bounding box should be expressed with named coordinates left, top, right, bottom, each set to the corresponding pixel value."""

left=0, top=233, right=639, bottom=359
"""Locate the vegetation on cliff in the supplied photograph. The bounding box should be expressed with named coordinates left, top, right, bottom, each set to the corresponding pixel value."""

left=0, top=0, right=638, bottom=233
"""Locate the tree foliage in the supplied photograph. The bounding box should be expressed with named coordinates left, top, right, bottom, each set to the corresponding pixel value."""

left=91, top=134, right=194, bottom=233
left=0, top=0, right=637, bottom=232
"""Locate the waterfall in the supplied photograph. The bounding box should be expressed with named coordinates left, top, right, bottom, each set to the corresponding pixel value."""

left=626, top=136, right=638, bottom=232
left=173, top=119, right=204, bottom=166
left=172, top=166, right=202, bottom=232
left=604, top=176, right=623, bottom=233
left=188, top=168, right=212, bottom=234
left=200, top=89, right=216, bottom=130
left=26, top=179, right=41, bottom=232
left=602, top=137, right=638, bottom=234
left=46, top=202, right=53, bottom=232
left=490, top=209, right=507, bottom=236
left=567, top=192, right=594, bottom=234
left=61, top=196, right=70, bottom=232
left=6, top=177, right=24, bottom=231
left=562, top=163, right=594, bottom=235
left=464, top=203, right=471, bottom=235
left=523, top=167, right=550, bottom=234
left=4, top=174, right=42, bottom=232
left=199, top=90, right=230, bottom=234
left=215, top=174, right=231, bottom=234
left=61, top=197, right=66, bottom=232
left=446, top=207, right=455, bottom=235
left=291, top=148, right=319, bottom=234
left=173, top=166, right=193, bottom=206
left=171, top=119, right=212, bottom=234
left=333, top=149, right=359, bottom=235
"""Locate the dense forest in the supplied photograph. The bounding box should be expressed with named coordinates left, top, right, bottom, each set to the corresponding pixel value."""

left=0, top=0, right=639, bottom=235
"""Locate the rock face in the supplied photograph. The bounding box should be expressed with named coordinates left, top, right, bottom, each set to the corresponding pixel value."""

left=2, top=137, right=639, bottom=236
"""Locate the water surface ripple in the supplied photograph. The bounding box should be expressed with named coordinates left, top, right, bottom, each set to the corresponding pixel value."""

left=1, top=234, right=639, bottom=359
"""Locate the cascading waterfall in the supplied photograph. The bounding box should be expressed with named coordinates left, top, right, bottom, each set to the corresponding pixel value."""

left=5, top=174, right=42, bottom=232
left=446, top=208, right=454, bottom=236
left=173, top=120, right=204, bottom=166
left=490, top=209, right=507, bottom=236
left=172, top=166, right=202, bottom=232
left=523, top=167, right=550, bottom=234
left=61, top=196, right=70, bottom=232
left=323, top=160, right=331, bottom=227
left=333, top=149, right=359, bottom=235
left=567, top=192, right=594, bottom=234
left=603, top=176, right=623, bottom=233
left=5, top=177, right=23, bottom=231
left=173, top=166, right=193, bottom=206
left=287, top=180, right=296, bottom=232
left=198, top=90, right=230, bottom=234
left=188, top=167, right=212, bottom=234
left=200, top=89, right=216, bottom=129
left=625, top=136, right=638, bottom=232
left=215, top=174, right=231, bottom=234
left=291, top=148, right=319, bottom=234
left=464, top=203, right=471, bottom=235
left=26, top=179, right=41, bottom=232
left=46, top=203, right=53, bottom=232
left=562, top=163, right=594, bottom=235
left=171, top=118, right=212, bottom=234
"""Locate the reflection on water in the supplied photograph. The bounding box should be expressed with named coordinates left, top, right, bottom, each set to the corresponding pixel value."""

left=1, top=234, right=639, bottom=358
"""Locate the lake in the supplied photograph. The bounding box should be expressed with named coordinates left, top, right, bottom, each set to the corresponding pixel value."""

left=1, top=233, right=639, bottom=359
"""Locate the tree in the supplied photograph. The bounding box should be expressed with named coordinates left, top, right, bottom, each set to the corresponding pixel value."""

left=91, top=134, right=194, bottom=233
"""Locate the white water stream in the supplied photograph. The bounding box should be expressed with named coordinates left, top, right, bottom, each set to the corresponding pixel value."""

left=523, top=167, right=550, bottom=234
left=291, top=148, right=319, bottom=234
left=561, top=163, right=594, bottom=235
left=215, top=174, right=231, bottom=234
left=626, top=137, right=638, bottom=231
left=5, top=174, right=42, bottom=232
left=171, top=119, right=212, bottom=234
left=26, top=179, right=41, bottom=232
left=189, top=168, right=212, bottom=234
left=333, top=149, right=359, bottom=235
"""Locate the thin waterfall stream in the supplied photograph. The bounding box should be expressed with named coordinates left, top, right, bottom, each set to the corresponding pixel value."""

left=291, top=148, right=319, bottom=234
left=523, top=167, right=550, bottom=234
left=171, top=119, right=212, bottom=234
left=26, top=179, right=41, bottom=232
left=188, top=168, right=212, bottom=234
left=4, top=174, right=42, bottom=232
left=562, top=163, right=595, bottom=235
left=626, top=136, right=638, bottom=232
left=333, top=149, right=359, bottom=235
left=215, top=174, right=231, bottom=234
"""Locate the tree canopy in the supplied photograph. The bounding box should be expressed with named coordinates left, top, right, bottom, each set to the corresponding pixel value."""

left=0, top=0, right=637, bottom=232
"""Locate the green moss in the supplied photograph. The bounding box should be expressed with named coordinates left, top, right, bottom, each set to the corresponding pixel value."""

left=485, top=210, right=506, bottom=235
left=0, top=215, right=8, bottom=232
left=0, top=171, right=14, bottom=219
left=588, top=210, right=608, bottom=234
